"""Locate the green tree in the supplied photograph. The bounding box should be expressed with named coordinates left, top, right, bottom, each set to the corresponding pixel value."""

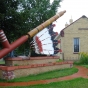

left=0, top=0, right=62, bottom=55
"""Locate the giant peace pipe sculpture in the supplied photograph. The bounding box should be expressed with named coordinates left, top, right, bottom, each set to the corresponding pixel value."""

left=0, top=10, right=66, bottom=59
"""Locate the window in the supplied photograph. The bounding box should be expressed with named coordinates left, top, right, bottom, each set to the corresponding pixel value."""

left=74, top=38, right=79, bottom=52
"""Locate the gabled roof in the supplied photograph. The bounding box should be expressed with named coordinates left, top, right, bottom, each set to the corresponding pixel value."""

left=56, top=15, right=88, bottom=39
left=61, top=15, right=88, bottom=32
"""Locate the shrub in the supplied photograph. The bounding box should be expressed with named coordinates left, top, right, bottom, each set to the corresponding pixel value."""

left=78, top=52, right=88, bottom=64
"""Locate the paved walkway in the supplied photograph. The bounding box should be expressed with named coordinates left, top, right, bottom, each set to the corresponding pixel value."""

left=0, top=66, right=88, bottom=87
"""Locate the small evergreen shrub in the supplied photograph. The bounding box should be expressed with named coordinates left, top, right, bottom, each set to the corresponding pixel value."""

left=78, top=52, right=88, bottom=64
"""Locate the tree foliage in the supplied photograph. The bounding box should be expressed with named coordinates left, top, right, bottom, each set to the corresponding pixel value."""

left=0, top=0, right=62, bottom=55
left=0, top=0, right=62, bottom=41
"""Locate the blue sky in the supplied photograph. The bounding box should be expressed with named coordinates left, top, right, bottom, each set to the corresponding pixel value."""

left=50, top=0, right=88, bottom=33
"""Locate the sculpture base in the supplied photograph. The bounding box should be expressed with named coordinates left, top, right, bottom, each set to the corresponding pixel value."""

left=5, top=56, right=59, bottom=66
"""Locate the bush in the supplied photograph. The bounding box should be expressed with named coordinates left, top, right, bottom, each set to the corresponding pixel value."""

left=78, top=52, right=88, bottom=64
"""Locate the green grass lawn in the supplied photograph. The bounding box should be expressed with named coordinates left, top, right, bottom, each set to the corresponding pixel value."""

left=27, top=78, right=88, bottom=88
left=82, top=65, right=88, bottom=68
left=3, top=78, right=88, bottom=88
left=0, top=67, right=78, bottom=82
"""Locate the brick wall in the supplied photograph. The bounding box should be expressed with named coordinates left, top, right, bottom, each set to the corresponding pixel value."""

left=57, top=17, right=88, bottom=60
left=5, top=56, right=59, bottom=66
left=0, top=61, right=73, bottom=79
left=14, top=62, right=72, bottom=78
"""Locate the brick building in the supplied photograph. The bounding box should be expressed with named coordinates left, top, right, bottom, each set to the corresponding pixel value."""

left=56, top=15, right=88, bottom=60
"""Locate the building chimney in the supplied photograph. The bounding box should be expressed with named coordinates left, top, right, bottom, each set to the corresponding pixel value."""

left=69, top=16, right=73, bottom=24
left=65, top=22, right=68, bottom=27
